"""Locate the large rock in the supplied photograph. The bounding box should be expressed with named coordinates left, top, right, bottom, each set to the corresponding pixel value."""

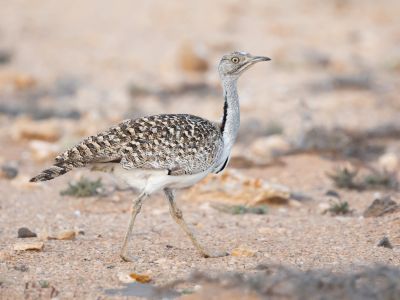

left=188, top=170, right=291, bottom=206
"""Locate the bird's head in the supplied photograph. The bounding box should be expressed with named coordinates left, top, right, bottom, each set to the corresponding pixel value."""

left=218, top=51, right=271, bottom=80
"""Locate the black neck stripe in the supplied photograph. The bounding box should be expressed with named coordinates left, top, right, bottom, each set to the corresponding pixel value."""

left=221, top=93, right=228, bottom=133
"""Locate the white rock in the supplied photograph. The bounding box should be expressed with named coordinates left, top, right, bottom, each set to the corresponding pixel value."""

left=14, top=241, right=44, bottom=251
left=318, top=202, right=331, bottom=214
left=378, top=153, right=398, bottom=172
left=117, top=272, right=135, bottom=284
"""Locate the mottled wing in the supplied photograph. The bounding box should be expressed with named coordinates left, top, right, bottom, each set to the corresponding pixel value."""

left=55, top=114, right=223, bottom=175
left=55, top=121, right=133, bottom=166
left=119, top=114, right=223, bottom=175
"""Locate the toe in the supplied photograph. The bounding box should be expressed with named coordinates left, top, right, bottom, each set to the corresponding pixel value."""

left=120, top=254, right=133, bottom=262
left=203, top=251, right=229, bottom=258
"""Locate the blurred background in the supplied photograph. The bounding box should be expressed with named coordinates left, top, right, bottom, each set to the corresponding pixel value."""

left=0, top=0, right=400, bottom=154
left=1, top=0, right=400, bottom=299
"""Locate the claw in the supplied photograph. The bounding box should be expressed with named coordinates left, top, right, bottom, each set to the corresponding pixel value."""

left=203, top=251, right=229, bottom=258
left=120, top=253, right=135, bottom=262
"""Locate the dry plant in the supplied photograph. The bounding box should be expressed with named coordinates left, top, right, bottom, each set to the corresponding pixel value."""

left=60, top=177, right=103, bottom=197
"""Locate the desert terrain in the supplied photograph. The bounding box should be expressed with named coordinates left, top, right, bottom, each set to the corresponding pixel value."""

left=1, top=0, right=400, bottom=299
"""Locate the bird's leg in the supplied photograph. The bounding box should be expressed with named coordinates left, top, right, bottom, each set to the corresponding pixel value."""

left=164, top=188, right=227, bottom=258
left=120, top=191, right=147, bottom=262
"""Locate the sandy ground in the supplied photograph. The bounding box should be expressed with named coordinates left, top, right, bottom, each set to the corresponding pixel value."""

left=1, top=0, right=400, bottom=299
left=1, top=154, right=399, bottom=299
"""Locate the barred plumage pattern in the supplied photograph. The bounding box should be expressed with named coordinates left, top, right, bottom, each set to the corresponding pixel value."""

left=30, top=114, right=223, bottom=182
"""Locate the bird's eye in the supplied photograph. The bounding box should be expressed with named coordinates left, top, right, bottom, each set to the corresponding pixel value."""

left=231, top=57, right=240, bottom=64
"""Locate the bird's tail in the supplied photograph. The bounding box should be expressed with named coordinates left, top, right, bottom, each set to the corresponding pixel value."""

left=30, top=162, right=74, bottom=182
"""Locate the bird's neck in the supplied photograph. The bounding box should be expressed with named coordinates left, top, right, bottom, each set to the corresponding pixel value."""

left=221, top=77, right=240, bottom=154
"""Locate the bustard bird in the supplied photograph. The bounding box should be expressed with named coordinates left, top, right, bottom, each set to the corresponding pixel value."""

left=30, top=51, right=271, bottom=261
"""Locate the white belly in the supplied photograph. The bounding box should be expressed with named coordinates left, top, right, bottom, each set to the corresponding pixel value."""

left=111, top=164, right=210, bottom=195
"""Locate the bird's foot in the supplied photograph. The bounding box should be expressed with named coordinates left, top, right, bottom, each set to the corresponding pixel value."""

left=202, top=250, right=229, bottom=258
left=120, top=253, right=138, bottom=262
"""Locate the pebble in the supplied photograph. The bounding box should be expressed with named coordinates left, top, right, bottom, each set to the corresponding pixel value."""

left=0, top=163, right=18, bottom=179
left=49, top=230, right=76, bottom=240
left=14, top=241, right=44, bottom=251
left=0, top=49, right=12, bottom=64
left=318, top=202, right=331, bottom=214
left=129, top=272, right=152, bottom=283
left=377, top=237, right=393, bottom=249
left=17, top=227, right=37, bottom=238
left=253, top=190, right=289, bottom=205
left=231, top=246, right=257, bottom=257
left=378, top=153, right=398, bottom=172
left=58, top=230, right=76, bottom=240
left=118, top=272, right=135, bottom=284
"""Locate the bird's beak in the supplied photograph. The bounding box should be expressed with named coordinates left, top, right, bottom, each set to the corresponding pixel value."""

left=250, top=56, right=271, bottom=63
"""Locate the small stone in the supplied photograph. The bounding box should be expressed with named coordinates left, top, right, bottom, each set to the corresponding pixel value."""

left=17, top=227, right=37, bottom=238
left=253, top=191, right=289, bottom=205
left=318, top=202, right=331, bottom=214
left=363, top=196, right=400, bottom=217
left=231, top=246, right=257, bottom=257
left=0, top=163, right=18, bottom=179
left=0, top=49, right=12, bottom=64
left=325, top=190, right=340, bottom=198
left=377, top=237, right=393, bottom=249
left=14, top=242, right=44, bottom=251
left=49, top=230, right=76, bottom=241
left=378, top=153, right=399, bottom=172
left=117, top=272, right=135, bottom=284
left=57, top=230, right=76, bottom=240
left=129, top=273, right=152, bottom=283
